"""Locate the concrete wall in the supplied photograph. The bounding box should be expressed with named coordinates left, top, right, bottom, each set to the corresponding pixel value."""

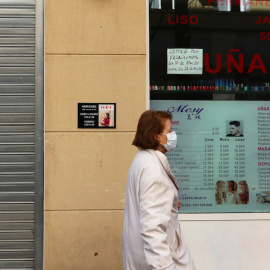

left=44, top=1, right=147, bottom=269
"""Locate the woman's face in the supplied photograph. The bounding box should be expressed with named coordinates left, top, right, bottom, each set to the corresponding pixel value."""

left=156, top=118, right=172, bottom=145
left=240, top=184, right=244, bottom=192
left=227, top=182, right=232, bottom=193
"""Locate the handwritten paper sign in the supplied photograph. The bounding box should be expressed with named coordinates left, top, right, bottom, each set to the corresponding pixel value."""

left=167, top=48, right=203, bottom=75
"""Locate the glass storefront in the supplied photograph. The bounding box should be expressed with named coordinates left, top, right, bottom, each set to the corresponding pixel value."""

left=149, top=0, right=270, bottom=213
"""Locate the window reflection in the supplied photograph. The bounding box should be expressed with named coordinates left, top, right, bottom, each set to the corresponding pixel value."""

left=149, top=0, right=264, bottom=12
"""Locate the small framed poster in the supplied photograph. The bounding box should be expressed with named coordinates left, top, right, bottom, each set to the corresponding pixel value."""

left=78, top=103, right=116, bottom=129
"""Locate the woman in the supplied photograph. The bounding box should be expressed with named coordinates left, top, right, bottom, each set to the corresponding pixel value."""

left=226, top=180, right=238, bottom=204
left=238, top=181, right=249, bottom=204
left=215, top=181, right=227, bottom=204
left=122, top=110, right=196, bottom=270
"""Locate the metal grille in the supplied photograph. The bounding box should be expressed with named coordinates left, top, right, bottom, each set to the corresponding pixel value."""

left=0, top=1, right=39, bottom=269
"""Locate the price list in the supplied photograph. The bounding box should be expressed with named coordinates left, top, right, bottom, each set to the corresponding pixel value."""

left=151, top=100, right=270, bottom=213
left=203, top=145, right=214, bottom=189
left=257, top=107, right=270, bottom=192
left=234, top=145, right=245, bottom=178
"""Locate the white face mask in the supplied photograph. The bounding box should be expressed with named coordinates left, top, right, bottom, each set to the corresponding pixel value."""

left=160, top=131, right=177, bottom=152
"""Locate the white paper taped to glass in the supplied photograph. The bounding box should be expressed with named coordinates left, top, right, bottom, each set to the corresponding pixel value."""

left=167, top=48, right=203, bottom=75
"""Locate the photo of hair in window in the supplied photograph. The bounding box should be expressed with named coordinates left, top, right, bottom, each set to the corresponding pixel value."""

left=215, top=181, right=227, bottom=205
left=215, top=180, right=249, bottom=205
left=226, top=180, right=238, bottom=204
left=237, top=180, right=249, bottom=204
left=226, top=120, right=244, bottom=137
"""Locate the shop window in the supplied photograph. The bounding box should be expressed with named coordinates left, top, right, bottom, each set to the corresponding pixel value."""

left=149, top=1, right=270, bottom=213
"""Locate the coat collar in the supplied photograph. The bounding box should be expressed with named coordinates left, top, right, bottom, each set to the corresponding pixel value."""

left=145, top=149, right=180, bottom=193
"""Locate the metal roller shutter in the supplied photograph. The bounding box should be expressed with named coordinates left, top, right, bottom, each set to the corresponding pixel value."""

left=0, top=0, right=43, bottom=269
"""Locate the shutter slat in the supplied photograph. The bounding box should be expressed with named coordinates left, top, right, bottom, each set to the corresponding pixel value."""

left=0, top=260, right=34, bottom=268
left=0, top=185, right=34, bottom=192
left=0, top=165, right=35, bottom=173
left=0, top=107, right=34, bottom=114
left=0, top=115, right=34, bottom=124
left=0, top=155, right=34, bottom=162
left=0, top=204, right=34, bottom=211
left=0, top=250, right=34, bottom=259
left=0, top=214, right=34, bottom=222
left=0, top=0, right=35, bottom=5
left=0, top=241, right=34, bottom=249
left=0, top=18, right=34, bottom=26
left=0, top=38, right=34, bottom=45
left=0, top=28, right=34, bottom=35
left=0, top=125, right=34, bottom=133
left=0, top=145, right=34, bottom=152
left=0, top=97, right=34, bottom=105
left=0, top=135, right=35, bottom=143
left=0, top=194, right=34, bottom=203
left=0, top=175, right=34, bottom=183
left=0, top=67, right=34, bottom=74
left=0, top=76, right=34, bottom=85
left=0, top=57, right=34, bottom=66
left=0, top=47, right=34, bottom=54
left=0, top=86, right=34, bottom=94
left=0, top=223, right=34, bottom=230
left=0, top=9, right=35, bottom=17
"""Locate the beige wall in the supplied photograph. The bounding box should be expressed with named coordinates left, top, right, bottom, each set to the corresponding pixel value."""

left=44, top=1, right=147, bottom=269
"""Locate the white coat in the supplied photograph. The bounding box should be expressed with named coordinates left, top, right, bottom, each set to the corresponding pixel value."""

left=122, top=149, right=196, bottom=270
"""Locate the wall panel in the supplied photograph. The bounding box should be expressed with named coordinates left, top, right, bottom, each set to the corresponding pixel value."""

left=45, top=132, right=137, bottom=210
left=45, top=211, right=124, bottom=270
left=45, top=0, right=146, bottom=55
left=45, top=55, right=146, bottom=132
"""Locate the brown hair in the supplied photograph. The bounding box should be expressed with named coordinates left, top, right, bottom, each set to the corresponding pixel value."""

left=239, top=181, right=249, bottom=204
left=227, top=180, right=235, bottom=191
left=132, top=110, right=172, bottom=150
left=215, top=181, right=227, bottom=204
left=227, top=180, right=237, bottom=192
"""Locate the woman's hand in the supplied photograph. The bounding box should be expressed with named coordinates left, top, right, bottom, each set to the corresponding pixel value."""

left=178, top=201, right=181, bottom=211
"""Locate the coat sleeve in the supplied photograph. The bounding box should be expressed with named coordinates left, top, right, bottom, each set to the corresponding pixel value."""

left=138, top=168, right=176, bottom=270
